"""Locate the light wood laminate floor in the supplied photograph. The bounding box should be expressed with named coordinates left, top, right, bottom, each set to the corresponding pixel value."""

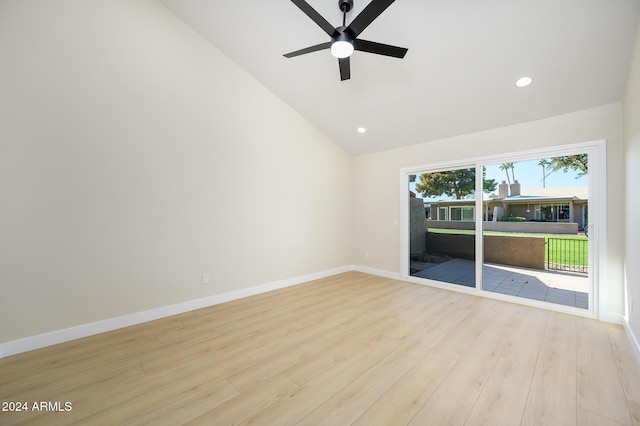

left=1, top=272, right=639, bottom=425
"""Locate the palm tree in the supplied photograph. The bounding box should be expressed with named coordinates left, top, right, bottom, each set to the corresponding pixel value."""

left=538, top=159, right=551, bottom=188
left=499, top=162, right=515, bottom=185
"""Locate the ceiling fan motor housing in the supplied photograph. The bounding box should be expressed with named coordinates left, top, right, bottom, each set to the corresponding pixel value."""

left=339, top=0, right=353, bottom=13
left=335, top=26, right=353, bottom=41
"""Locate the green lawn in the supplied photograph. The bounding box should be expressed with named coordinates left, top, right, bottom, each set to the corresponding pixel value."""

left=427, top=228, right=588, bottom=267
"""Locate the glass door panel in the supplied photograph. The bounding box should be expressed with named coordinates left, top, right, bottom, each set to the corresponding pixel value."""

left=408, top=168, right=477, bottom=287
left=481, top=156, right=589, bottom=309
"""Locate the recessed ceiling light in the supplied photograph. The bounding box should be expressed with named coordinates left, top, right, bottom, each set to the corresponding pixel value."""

left=357, top=127, right=366, bottom=133
left=515, top=76, right=533, bottom=88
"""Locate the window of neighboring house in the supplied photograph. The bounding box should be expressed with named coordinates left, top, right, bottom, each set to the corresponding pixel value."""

left=462, top=207, right=474, bottom=221
left=450, top=206, right=474, bottom=221
left=439, top=207, right=448, bottom=220
left=536, top=204, right=571, bottom=222
left=558, top=205, right=570, bottom=221
left=537, top=205, right=549, bottom=221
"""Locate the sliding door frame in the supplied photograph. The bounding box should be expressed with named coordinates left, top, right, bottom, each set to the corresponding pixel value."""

left=400, top=139, right=606, bottom=320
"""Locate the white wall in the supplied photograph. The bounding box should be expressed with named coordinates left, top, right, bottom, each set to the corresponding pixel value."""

left=353, top=103, right=625, bottom=317
left=0, top=0, right=353, bottom=343
left=623, top=20, right=640, bottom=354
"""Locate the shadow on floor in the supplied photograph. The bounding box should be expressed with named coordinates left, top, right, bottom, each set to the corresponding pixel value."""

left=410, top=258, right=588, bottom=309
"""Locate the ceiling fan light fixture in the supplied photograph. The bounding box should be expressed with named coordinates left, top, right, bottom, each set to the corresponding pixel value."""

left=331, top=40, right=354, bottom=58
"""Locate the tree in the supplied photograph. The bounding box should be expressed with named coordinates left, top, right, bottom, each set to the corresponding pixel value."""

left=415, top=168, right=497, bottom=199
left=547, top=154, right=588, bottom=178
left=483, top=173, right=498, bottom=195
left=499, top=162, right=516, bottom=185
left=538, top=158, right=552, bottom=188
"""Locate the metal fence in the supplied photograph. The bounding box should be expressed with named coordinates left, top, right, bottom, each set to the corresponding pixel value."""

left=546, top=238, right=588, bottom=274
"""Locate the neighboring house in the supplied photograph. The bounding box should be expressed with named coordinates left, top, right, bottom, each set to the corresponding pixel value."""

left=427, top=181, right=589, bottom=230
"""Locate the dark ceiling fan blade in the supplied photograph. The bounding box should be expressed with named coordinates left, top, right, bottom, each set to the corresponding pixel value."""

left=339, top=57, right=351, bottom=81
left=346, top=0, right=395, bottom=38
left=284, top=42, right=331, bottom=58
left=353, top=39, right=407, bottom=58
left=290, top=0, right=338, bottom=37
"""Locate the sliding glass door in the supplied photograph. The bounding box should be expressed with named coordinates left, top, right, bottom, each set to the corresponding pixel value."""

left=404, top=145, right=598, bottom=316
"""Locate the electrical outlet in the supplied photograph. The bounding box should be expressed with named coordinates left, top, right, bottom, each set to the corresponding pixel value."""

left=202, top=274, right=210, bottom=285
left=364, top=252, right=369, bottom=259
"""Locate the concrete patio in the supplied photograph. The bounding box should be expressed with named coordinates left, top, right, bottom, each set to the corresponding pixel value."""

left=411, top=258, right=589, bottom=309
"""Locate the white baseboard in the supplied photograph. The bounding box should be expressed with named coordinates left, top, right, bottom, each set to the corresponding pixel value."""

left=623, top=318, right=640, bottom=364
left=0, top=265, right=352, bottom=359
left=351, top=265, right=402, bottom=280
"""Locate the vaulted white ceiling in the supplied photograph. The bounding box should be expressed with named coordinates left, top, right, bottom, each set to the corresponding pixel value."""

left=161, top=0, right=640, bottom=155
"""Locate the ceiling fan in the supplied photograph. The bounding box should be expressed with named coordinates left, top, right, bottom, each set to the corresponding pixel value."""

left=283, top=0, right=408, bottom=81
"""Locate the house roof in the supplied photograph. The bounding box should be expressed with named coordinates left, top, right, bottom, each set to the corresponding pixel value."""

left=490, top=195, right=586, bottom=204
left=520, top=186, right=588, bottom=199
left=426, top=186, right=588, bottom=205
